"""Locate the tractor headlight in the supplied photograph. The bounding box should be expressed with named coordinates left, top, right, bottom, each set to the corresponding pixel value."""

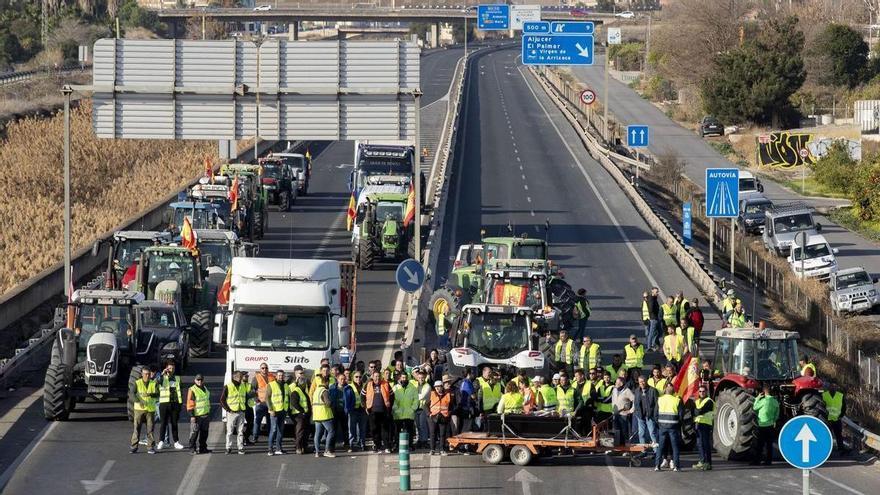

left=103, top=362, right=114, bottom=374
left=87, top=362, right=97, bottom=374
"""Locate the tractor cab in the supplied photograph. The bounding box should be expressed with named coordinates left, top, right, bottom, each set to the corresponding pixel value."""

left=351, top=184, right=413, bottom=269
left=483, top=262, right=564, bottom=332
left=95, top=230, right=172, bottom=289
left=481, top=237, right=548, bottom=262
left=167, top=201, right=225, bottom=234
left=189, top=182, right=232, bottom=222
left=69, top=290, right=143, bottom=360
left=714, top=328, right=802, bottom=382
left=132, top=246, right=208, bottom=318
left=449, top=304, right=543, bottom=376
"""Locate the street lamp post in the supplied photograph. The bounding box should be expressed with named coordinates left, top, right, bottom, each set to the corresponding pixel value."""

left=62, top=85, right=73, bottom=300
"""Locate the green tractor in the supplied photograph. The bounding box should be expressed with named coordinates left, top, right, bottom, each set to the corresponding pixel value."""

left=351, top=185, right=415, bottom=270
left=128, top=245, right=217, bottom=358
left=220, top=164, right=269, bottom=240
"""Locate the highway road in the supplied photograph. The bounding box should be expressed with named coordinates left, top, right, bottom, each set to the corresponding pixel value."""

left=572, top=58, right=880, bottom=279
left=0, top=46, right=878, bottom=495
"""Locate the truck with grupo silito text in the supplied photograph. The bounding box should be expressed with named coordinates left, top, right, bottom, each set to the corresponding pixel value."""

left=213, top=258, right=356, bottom=383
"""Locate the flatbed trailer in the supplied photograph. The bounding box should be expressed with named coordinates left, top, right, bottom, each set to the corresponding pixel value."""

left=447, top=419, right=648, bottom=467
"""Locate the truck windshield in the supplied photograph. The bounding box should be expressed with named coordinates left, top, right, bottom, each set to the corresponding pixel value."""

left=465, top=312, right=529, bottom=359
left=791, top=243, right=830, bottom=261
left=376, top=201, right=404, bottom=222
left=76, top=304, right=133, bottom=350
left=485, top=278, right=544, bottom=308
left=483, top=243, right=509, bottom=260
left=773, top=213, right=813, bottom=233
left=729, top=338, right=798, bottom=380
left=232, top=311, right=329, bottom=350
left=836, top=271, right=871, bottom=290
left=512, top=243, right=546, bottom=260
left=116, top=238, right=154, bottom=270
left=739, top=178, right=757, bottom=192
left=199, top=242, right=233, bottom=271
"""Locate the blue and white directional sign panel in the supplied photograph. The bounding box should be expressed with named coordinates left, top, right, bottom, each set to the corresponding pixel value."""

left=477, top=5, right=510, bottom=31
left=522, top=22, right=594, bottom=66
left=705, top=168, right=740, bottom=218
left=627, top=125, right=649, bottom=147
left=396, top=258, right=425, bottom=293
left=683, top=202, right=692, bottom=246
left=778, top=416, right=833, bottom=470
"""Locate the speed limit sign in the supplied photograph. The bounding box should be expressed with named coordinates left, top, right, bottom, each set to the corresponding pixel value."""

left=580, top=89, right=596, bottom=105
left=799, top=148, right=809, bottom=158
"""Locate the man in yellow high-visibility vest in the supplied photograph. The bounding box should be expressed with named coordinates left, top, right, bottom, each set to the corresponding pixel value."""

left=822, top=382, right=845, bottom=452
left=130, top=366, right=158, bottom=454
left=187, top=374, right=211, bottom=454
left=220, top=370, right=249, bottom=455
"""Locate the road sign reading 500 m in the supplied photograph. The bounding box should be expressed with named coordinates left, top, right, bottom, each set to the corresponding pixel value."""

left=522, top=22, right=594, bottom=66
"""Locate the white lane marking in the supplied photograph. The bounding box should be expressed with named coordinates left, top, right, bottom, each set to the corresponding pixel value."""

left=314, top=211, right=347, bottom=258
left=524, top=185, right=529, bottom=191
left=427, top=453, right=441, bottom=495
left=605, top=456, right=651, bottom=495
left=516, top=156, right=521, bottom=162
left=513, top=149, right=518, bottom=154
left=381, top=289, right=407, bottom=367
left=276, top=463, right=287, bottom=489
left=0, top=421, right=56, bottom=491
left=814, top=470, right=865, bottom=495
left=530, top=211, right=535, bottom=217
left=521, top=174, right=526, bottom=180
left=518, top=65, right=662, bottom=291
left=363, top=451, right=379, bottom=495
left=176, top=420, right=225, bottom=495
left=0, top=389, right=41, bottom=440
left=526, top=197, right=532, bottom=203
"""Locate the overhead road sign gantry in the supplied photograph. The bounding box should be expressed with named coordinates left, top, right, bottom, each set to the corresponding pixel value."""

left=477, top=5, right=510, bottom=30
left=626, top=125, right=649, bottom=147
left=705, top=168, right=740, bottom=218
left=522, top=21, right=594, bottom=66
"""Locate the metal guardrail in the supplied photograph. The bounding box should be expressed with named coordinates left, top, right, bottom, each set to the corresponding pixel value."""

left=843, top=416, right=880, bottom=453
left=0, top=64, right=91, bottom=87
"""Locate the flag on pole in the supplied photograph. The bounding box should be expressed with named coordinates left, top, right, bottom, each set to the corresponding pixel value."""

left=346, top=191, right=356, bottom=231
left=403, top=182, right=415, bottom=228
left=217, top=267, right=232, bottom=305
left=181, top=216, right=198, bottom=252
left=204, top=156, right=213, bottom=179
left=671, top=352, right=701, bottom=403
left=229, top=176, right=240, bottom=211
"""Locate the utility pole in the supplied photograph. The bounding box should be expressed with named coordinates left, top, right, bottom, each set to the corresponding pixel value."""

left=62, top=86, right=73, bottom=300
left=644, top=14, right=651, bottom=74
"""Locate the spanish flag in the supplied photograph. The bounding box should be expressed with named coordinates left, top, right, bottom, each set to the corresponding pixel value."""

left=346, top=191, right=356, bottom=231
left=217, top=267, right=232, bottom=305
left=229, top=176, right=240, bottom=211
left=181, top=216, right=198, bottom=253
left=672, top=352, right=700, bottom=403
left=204, top=156, right=213, bottom=179
left=403, top=182, right=415, bottom=228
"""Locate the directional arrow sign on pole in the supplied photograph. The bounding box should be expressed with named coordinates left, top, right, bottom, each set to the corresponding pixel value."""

left=778, top=415, right=833, bottom=470
left=81, top=460, right=115, bottom=495
left=395, top=258, right=425, bottom=293
left=508, top=469, right=542, bottom=495
left=626, top=125, right=649, bottom=147
left=794, top=423, right=816, bottom=463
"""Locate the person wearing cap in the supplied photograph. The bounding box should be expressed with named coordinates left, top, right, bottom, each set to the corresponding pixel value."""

left=428, top=380, right=451, bottom=455
left=624, top=335, right=645, bottom=376
left=219, top=370, right=248, bottom=455
left=412, top=368, right=431, bottom=450
left=551, top=373, right=561, bottom=387
left=186, top=374, right=211, bottom=454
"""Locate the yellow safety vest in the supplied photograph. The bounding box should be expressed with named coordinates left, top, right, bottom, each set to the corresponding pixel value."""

left=722, top=296, right=735, bottom=312
left=624, top=344, right=645, bottom=369
left=539, top=384, right=557, bottom=409
left=244, top=381, right=255, bottom=408
left=349, top=383, right=363, bottom=410
left=581, top=380, right=596, bottom=402
left=225, top=381, right=249, bottom=412
left=416, top=382, right=430, bottom=409
left=158, top=375, right=181, bottom=404
left=500, top=392, right=524, bottom=414
left=801, top=363, right=817, bottom=377
left=135, top=379, right=157, bottom=412
left=822, top=391, right=843, bottom=421
left=311, top=386, right=333, bottom=421
left=648, top=377, right=667, bottom=393
left=480, top=381, right=503, bottom=412
left=556, top=385, right=576, bottom=414
left=289, top=383, right=309, bottom=414
left=678, top=300, right=690, bottom=322
left=641, top=300, right=650, bottom=320
left=604, top=364, right=627, bottom=381
left=392, top=383, right=418, bottom=420
left=661, top=303, right=677, bottom=326
left=677, top=326, right=695, bottom=352
left=554, top=340, right=575, bottom=364
left=189, top=385, right=210, bottom=417
left=728, top=311, right=746, bottom=328
left=579, top=343, right=600, bottom=370
left=597, top=383, right=613, bottom=413
left=664, top=334, right=684, bottom=362
left=694, top=397, right=714, bottom=425
left=658, top=394, right=681, bottom=427
left=268, top=380, right=288, bottom=413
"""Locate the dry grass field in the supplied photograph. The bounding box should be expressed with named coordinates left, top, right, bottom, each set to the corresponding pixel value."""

left=0, top=102, right=217, bottom=296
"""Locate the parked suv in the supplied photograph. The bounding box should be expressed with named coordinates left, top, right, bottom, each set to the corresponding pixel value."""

left=830, top=267, right=878, bottom=315
left=737, top=195, right=773, bottom=235
left=763, top=203, right=821, bottom=256
left=700, top=116, right=724, bottom=137
left=787, top=234, right=838, bottom=281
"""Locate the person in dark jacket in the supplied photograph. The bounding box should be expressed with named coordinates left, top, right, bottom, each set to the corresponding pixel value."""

left=686, top=298, right=705, bottom=340
left=648, top=287, right=661, bottom=350
left=633, top=375, right=658, bottom=447
left=344, top=371, right=367, bottom=452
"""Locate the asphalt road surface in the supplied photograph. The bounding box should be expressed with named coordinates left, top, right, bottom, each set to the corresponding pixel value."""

left=0, top=46, right=877, bottom=495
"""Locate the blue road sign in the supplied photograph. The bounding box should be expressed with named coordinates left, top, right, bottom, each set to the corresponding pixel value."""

left=477, top=5, right=510, bottom=31
left=396, top=258, right=425, bottom=293
left=705, top=168, right=740, bottom=218
left=549, top=21, right=595, bottom=34
left=522, top=34, right=594, bottom=66
left=778, top=416, right=833, bottom=470
left=523, top=21, right=549, bottom=34
left=683, top=202, right=692, bottom=246
left=626, top=125, right=649, bottom=147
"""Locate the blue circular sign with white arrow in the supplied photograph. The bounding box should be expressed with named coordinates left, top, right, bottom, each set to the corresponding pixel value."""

left=778, top=415, right=833, bottom=470
left=395, top=258, right=425, bottom=293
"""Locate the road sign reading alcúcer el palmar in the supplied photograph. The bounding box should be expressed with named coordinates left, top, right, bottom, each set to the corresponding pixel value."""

left=522, top=21, right=594, bottom=66
left=778, top=416, right=833, bottom=470
left=705, top=168, right=740, bottom=218
left=477, top=5, right=510, bottom=30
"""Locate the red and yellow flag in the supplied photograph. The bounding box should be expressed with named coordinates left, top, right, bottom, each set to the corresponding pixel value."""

left=204, top=156, right=213, bottom=179
left=217, top=267, right=232, bottom=305
left=672, top=352, right=700, bottom=403
left=346, top=191, right=356, bottom=231
left=229, top=176, right=240, bottom=211
left=181, top=216, right=198, bottom=252
left=403, top=182, right=415, bottom=228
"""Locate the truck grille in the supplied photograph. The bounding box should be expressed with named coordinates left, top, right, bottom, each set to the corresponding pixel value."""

left=88, top=343, right=114, bottom=370
left=86, top=375, right=111, bottom=387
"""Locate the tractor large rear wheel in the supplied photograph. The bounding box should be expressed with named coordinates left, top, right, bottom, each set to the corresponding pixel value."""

left=189, top=310, right=213, bottom=358
left=43, top=363, right=71, bottom=421
left=358, top=237, right=376, bottom=270
left=799, top=392, right=827, bottom=420
left=255, top=210, right=265, bottom=239
left=713, top=387, right=757, bottom=461
left=126, top=365, right=143, bottom=421
left=429, top=286, right=465, bottom=337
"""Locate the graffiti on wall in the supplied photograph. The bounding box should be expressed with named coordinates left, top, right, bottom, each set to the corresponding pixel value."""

left=757, top=132, right=815, bottom=168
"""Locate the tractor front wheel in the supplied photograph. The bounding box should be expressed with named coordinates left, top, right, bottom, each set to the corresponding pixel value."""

left=188, top=310, right=213, bottom=358
left=43, top=363, right=71, bottom=421
left=358, top=237, right=376, bottom=270
left=713, top=387, right=757, bottom=461
left=279, top=192, right=291, bottom=212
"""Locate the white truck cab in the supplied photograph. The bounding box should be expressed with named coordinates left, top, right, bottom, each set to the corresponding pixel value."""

left=787, top=234, right=838, bottom=281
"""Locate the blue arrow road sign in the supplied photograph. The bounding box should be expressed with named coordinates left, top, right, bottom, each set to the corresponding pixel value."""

left=626, top=125, right=649, bottom=147
left=522, top=34, right=594, bottom=66
left=683, top=202, right=692, bottom=246
left=705, top=168, right=740, bottom=218
left=396, top=258, right=425, bottom=293
left=778, top=415, right=833, bottom=470
left=523, top=21, right=549, bottom=34
left=549, top=21, right=595, bottom=34
left=477, top=5, right=510, bottom=30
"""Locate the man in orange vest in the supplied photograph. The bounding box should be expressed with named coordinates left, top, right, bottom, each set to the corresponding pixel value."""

left=250, top=363, right=275, bottom=444
left=428, top=380, right=452, bottom=455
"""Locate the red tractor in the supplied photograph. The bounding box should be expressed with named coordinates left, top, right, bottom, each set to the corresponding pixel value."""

left=709, top=328, right=826, bottom=460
